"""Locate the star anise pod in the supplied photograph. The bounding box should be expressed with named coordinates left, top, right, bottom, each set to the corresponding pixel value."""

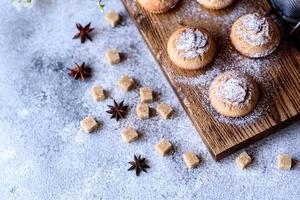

left=106, top=100, right=129, bottom=121
left=68, top=62, right=92, bottom=81
left=127, top=155, right=150, bottom=176
left=73, top=22, right=94, bottom=43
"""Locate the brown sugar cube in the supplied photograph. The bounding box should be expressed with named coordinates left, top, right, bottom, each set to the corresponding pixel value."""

left=277, top=154, right=292, bottom=170
left=155, top=139, right=172, bottom=156
left=139, top=87, right=153, bottom=103
left=183, top=152, right=200, bottom=169
left=136, top=103, right=149, bottom=119
left=92, top=85, right=106, bottom=102
left=105, top=10, right=121, bottom=27
left=105, top=48, right=121, bottom=64
left=80, top=116, right=98, bottom=133
left=156, top=103, right=173, bottom=119
left=118, top=75, right=135, bottom=91
left=121, top=127, right=139, bottom=143
left=235, top=152, right=252, bottom=170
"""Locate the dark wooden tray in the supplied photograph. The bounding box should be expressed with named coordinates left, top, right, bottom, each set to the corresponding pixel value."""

left=122, top=0, right=300, bottom=160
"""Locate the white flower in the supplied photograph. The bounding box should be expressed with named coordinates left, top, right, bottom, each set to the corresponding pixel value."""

left=12, top=0, right=36, bottom=10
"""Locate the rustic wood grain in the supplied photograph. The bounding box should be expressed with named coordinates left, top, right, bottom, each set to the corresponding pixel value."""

left=122, top=0, right=300, bottom=160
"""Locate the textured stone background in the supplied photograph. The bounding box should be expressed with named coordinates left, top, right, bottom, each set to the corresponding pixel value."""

left=0, top=0, right=299, bottom=199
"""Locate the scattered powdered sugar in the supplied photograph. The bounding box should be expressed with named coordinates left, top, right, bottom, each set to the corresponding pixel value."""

left=175, top=67, right=221, bottom=87
left=175, top=28, right=208, bottom=59
left=175, top=49, right=278, bottom=125
left=238, top=13, right=270, bottom=46
left=217, top=77, right=247, bottom=105
left=127, top=0, right=281, bottom=124
left=247, top=42, right=279, bottom=58
left=175, top=0, right=250, bottom=33
left=172, top=0, right=281, bottom=125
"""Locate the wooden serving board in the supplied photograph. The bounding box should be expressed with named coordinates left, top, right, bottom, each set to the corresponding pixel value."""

left=122, top=0, right=300, bottom=160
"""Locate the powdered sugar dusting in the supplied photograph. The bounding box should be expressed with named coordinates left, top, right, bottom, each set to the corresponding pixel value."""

left=176, top=67, right=221, bottom=87
left=175, top=28, right=208, bottom=59
left=238, top=13, right=270, bottom=46
left=175, top=0, right=250, bottom=33
left=217, top=77, right=247, bottom=105
left=175, top=44, right=278, bottom=125
left=126, top=0, right=281, bottom=125
left=172, top=0, right=281, bottom=125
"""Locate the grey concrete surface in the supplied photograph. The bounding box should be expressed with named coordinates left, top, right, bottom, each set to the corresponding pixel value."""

left=0, top=0, right=299, bottom=199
